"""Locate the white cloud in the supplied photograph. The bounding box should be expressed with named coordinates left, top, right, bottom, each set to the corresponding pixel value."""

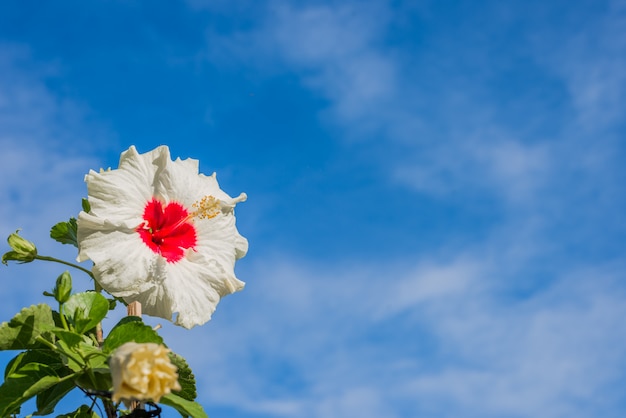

left=378, top=257, right=482, bottom=316
left=212, top=1, right=625, bottom=215
left=393, top=132, right=553, bottom=207
left=150, top=243, right=626, bottom=418
left=269, top=3, right=397, bottom=117
left=404, top=266, right=626, bottom=417
left=204, top=2, right=589, bottom=209
left=205, top=2, right=399, bottom=136
left=0, top=45, right=110, bottom=316
left=540, top=1, right=626, bottom=132
left=1, top=4, right=624, bottom=417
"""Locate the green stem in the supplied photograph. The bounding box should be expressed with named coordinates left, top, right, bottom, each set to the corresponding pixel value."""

left=34, top=336, right=57, bottom=351
left=56, top=372, right=82, bottom=384
left=35, top=336, right=85, bottom=368
left=58, top=308, right=70, bottom=331
left=35, top=255, right=94, bottom=279
left=85, top=366, right=98, bottom=389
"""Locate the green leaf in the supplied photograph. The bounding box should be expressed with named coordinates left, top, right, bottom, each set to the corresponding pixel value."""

left=74, top=369, right=111, bottom=392
left=5, top=350, right=79, bottom=416
left=161, top=393, right=209, bottom=418
left=54, top=339, right=84, bottom=372
left=55, top=337, right=107, bottom=374
left=102, top=317, right=163, bottom=354
left=50, top=329, right=84, bottom=348
left=5, top=350, right=66, bottom=378
left=0, top=361, right=63, bottom=416
left=81, top=198, right=91, bottom=213
left=55, top=404, right=99, bottom=418
left=169, top=352, right=197, bottom=401
left=34, top=378, right=75, bottom=416
left=62, top=292, right=109, bottom=334
left=50, top=218, right=78, bottom=247
left=0, top=305, right=55, bottom=350
left=80, top=343, right=108, bottom=370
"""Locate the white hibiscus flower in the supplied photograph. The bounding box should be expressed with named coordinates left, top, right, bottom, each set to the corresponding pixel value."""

left=77, top=145, right=248, bottom=329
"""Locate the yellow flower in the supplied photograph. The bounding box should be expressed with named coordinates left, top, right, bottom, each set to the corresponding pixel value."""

left=109, top=342, right=182, bottom=403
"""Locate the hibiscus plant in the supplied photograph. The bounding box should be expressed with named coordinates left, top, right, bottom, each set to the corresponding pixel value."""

left=0, top=146, right=248, bottom=418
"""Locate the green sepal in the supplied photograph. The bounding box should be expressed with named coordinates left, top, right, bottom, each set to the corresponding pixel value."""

left=50, top=218, right=78, bottom=247
left=161, top=393, right=209, bottom=418
left=81, top=198, right=91, bottom=213
left=102, top=316, right=163, bottom=354
left=62, top=292, right=109, bottom=334
left=53, top=271, right=72, bottom=304
left=169, top=352, right=197, bottom=401
left=55, top=404, right=99, bottom=418
left=2, top=230, right=37, bottom=265
left=0, top=305, right=55, bottom=350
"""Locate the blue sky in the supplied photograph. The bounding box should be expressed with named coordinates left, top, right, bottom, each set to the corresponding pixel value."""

left=1, top=0, right=626, bottom=417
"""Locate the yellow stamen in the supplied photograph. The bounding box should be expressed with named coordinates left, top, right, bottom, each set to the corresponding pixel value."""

left=191, top=195, right=221, bottom=220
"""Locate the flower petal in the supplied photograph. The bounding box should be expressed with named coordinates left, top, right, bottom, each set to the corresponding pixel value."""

left=77, top=145, right=248, bottom=328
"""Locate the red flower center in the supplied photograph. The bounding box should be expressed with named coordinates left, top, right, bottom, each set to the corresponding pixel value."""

left=137, top=198, right=197, bottom=263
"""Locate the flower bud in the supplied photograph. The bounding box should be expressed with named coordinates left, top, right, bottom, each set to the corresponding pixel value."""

left=109, top=342, right=181, bottom=404
left=2, top=230, right=37, bottom=265
left=53, top=271, right=72, bottom=304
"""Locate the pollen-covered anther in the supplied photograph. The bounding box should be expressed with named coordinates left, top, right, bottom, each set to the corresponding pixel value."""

left=191, top=195, right=221, bottom=220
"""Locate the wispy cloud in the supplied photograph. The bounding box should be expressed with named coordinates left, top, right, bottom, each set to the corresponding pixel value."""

left=0, top=44, right=108, bottom=314
left=185, top=4, right=626, bottom=416
left=268, top=3, right=397, bottom=125
left=158, top=248, right=626, bottom=418
left=204, top=1, right=401, bottom=138
left=534, top=0, right=626, bottom=132
left=209, top=1, right=625, bottom=215
left=393, top=134, right=552, bottom=205
left=404, top=265, right=626, bottom=418
left=1, top=2, right=625, bottom=417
